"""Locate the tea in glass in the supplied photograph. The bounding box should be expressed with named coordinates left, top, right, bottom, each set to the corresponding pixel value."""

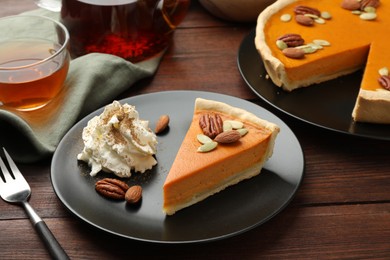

left=0, top=15, right=70, bottom=111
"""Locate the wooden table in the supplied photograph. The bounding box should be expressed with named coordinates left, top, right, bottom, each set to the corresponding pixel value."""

left=1, top=1, right=390, bottom=259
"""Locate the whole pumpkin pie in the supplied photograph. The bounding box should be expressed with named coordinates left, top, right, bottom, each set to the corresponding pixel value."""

left=162, top=98, right=279, bottom=215
left=255, top=0, right=390, bottom=124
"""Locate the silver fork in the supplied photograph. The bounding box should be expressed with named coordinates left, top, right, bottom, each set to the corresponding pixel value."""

left=0, top=148, right=69, bottom=260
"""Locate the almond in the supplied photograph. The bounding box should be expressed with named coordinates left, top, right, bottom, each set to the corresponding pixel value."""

left=214, top=130, right=241, bottom=143
left=341, top=0, right=361, bottom=10
left=155, top=115, right=170, bottom=134
left=282, top=48, right=305, bottom=59
left=295, top=14, right=314, bottom=26
left=125, top=185, right=143, bottom=204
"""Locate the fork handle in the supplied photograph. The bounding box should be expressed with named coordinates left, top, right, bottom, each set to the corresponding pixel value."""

left=35, top=221, right=70, bottom=260
left=23, top=202, right=69, bottom=260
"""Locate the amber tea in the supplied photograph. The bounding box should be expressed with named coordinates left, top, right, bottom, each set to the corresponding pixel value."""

left=61, top=0, right=190, bottom=62
left=0, top=40, right=69, bottom=111
left=0, top=15, right=70, bottom=111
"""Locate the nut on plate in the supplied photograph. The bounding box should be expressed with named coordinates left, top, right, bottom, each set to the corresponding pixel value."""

left=155, top=115, right=170, bottom=134
left=125, top=185, right=143, bottom=204
left=95, top=178, right=129, bottom=199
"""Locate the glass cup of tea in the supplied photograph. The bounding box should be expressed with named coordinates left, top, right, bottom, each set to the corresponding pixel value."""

left=0, top=15, right=70, bottom=111
left=36, top=0, right=191, bottom=63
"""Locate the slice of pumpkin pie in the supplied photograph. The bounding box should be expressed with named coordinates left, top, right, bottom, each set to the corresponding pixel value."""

left=163, top=98, right=280, bottom=215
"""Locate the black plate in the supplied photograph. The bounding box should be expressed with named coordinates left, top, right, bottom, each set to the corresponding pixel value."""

left=51, top=91, right=304, bottom=243
left=237, top=29, right=390, bottom=141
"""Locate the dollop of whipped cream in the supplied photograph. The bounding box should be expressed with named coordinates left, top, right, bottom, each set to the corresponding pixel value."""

left=77, top=101, right=158, bottom=177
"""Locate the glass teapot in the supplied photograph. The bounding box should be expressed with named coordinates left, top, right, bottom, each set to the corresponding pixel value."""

left=36, top=0, right=190, bottom=62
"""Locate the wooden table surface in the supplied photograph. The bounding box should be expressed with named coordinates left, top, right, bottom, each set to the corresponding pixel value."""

left=1, top=1, right=390, bottom=259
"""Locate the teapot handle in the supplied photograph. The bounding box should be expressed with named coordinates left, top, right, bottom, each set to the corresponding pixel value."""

left=34, top=0, right=61, bottom=12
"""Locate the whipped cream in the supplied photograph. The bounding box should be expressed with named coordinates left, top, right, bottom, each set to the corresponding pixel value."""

left=77, top=101, right=158, bottom=177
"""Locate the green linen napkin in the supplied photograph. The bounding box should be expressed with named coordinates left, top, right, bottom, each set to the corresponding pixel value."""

left=0, top=9, right=162, bottom=163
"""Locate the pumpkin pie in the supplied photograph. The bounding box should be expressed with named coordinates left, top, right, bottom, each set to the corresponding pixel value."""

left=255, top=0, right=390, bottom=124
left=162, top=98, right=279, bottom=215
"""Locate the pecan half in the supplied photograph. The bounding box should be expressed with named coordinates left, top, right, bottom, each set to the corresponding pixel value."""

left=294, top=5, right=321, bottom=17
left=378, top=75, right=390, bottom=91
left=278, top=33, right=305, bottom=47
left=95, top=178, right=129, bottom=199
left=360, top=0, right=380, bottom=10
left=199, top=113, right=223, bottom=139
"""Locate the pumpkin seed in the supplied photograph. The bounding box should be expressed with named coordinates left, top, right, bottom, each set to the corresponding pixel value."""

left=224, top=120, right=244, bottom=129
left=300, top=45, right=317, bottom=54
left=237, top=128, right=249, bottom=137
left=276, top=39, right=288, bottom=50
left=308, top=43, right=323, bottom=50
left=304, top=14, right=319, bottom=19
left=364, top=7, right=376, bottom=13
left=351, top=10, right=362, bottom=15
left=360, top=12, right=377, bottom=20
left=223, top=121, right=233, bottom=132
left=280, top=13, right=291, bottom=22
left=379, top=67, right=389, bottom=76
left=197, top=141, right=217, bottom=152
left=197, top=134, right=213, bottom=144
left=314, top=17, right=326, bottom=24
left=321, top=11, right=332, bottom=20
left=313, top=39, right=331, bottom=46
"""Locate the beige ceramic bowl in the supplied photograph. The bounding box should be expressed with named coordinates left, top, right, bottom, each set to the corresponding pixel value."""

left=199, top=0, right=275, bottom=22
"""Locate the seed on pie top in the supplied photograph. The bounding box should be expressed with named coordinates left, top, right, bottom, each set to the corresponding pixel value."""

left=364, top=6, right=377, bottom=13
left=321, top=11, right=332, bottom=19
left=197, top=141, right=218, bottom=153
left=351, top=10, right=363, bottom=15
left=223, top=121, right=233, bottom=131
left=304, top=13, right=319, bottom=19
left=280, top=13, right=292, bottom=22
left=276, top=40, right=288, bottom=50
left=314, top=17, right=326, bottom=24
left=313, top=39, right=331, bottom=46
left=308, top=43, right=323, bottom=50
left=360, top=12, right=377, bottom=20
left=224, top=120, right=244, bottom=129
left=197, top=134, right=213, bottom=144
left=379, top=67, right=389, bottom=76
left=237, top=128, right=248, bottom=137
left=297, top=45, right=317, bottom=54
